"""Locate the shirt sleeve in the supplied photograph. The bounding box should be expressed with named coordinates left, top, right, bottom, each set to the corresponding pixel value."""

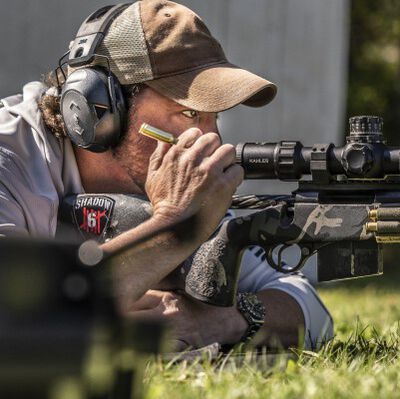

left=0, top=120, right=60, bottom=237
left=0, top=182, right=29, bottom=237
left=238, top=245, right=333, bottom=350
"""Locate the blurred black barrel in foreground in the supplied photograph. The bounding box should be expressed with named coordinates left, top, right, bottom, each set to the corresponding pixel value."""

left=0, top=239, right=165, bottom=399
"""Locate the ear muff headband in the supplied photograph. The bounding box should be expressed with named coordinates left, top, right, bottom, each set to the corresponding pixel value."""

left=60, top=3, right=131, bottom=152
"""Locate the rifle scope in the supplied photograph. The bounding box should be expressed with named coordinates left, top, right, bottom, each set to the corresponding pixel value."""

left=236, top=116, right=400, bottom=180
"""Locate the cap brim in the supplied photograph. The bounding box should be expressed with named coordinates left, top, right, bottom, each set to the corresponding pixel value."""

left=144, top=62, right=277, bottom=113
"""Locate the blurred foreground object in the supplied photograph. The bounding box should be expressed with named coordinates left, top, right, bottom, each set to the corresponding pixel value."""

left=0, top=239, right=165, bottom=399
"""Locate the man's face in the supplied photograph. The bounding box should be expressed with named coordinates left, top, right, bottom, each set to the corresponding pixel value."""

left=113, top=87, right=220, bottom=193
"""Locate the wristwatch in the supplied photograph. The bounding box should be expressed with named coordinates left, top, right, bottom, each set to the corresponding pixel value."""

left=236, top=292, right=266, bottom=343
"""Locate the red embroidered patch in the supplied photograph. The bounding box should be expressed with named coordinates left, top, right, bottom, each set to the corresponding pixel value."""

left=73, top=195, right=115, bottom=240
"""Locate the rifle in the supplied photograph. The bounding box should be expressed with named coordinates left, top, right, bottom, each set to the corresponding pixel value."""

left=59, top=116, right=400, bottom=308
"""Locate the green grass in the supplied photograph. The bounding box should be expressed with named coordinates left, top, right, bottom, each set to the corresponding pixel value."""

left=143, top=256, right=400, bottom=398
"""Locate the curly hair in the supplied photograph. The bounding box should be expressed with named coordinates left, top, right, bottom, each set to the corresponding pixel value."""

left=38, top=71, right=66, bottom=139
left=38, top=71, right=144, bottom=140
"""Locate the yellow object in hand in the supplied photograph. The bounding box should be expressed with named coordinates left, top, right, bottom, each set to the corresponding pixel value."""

left=139, top=123, right=178, bottom=145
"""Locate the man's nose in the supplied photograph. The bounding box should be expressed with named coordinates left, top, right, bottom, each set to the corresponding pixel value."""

left=199, top=115, right=219, bottom=137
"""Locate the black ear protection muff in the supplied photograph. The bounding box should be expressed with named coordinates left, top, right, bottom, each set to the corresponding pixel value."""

left=59, top=3, right=131, bottom=152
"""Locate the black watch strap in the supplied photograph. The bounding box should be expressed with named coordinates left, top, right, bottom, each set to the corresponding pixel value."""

left=236, top=292, right=266, bottom=343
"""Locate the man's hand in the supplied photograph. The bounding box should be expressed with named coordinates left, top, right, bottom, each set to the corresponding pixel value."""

left=145, top=128, right=244, bottom=242
left=127, top=289, right=248, bottom=350
left=128, top=289, right=307, bottom=351
left=102, top=128, right=243, bottom=308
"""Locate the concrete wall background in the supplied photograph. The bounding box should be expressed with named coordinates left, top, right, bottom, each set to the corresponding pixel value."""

left=0, top=1, right=350, bottom=280
left=0, top=0, right=350, bottom=194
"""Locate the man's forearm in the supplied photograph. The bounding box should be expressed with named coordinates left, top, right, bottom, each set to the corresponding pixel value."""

left=225, top=289, right=305, bottom=348
left=254, top=289, right=305, bottom=348
left=101, top=215, right=201, bottom=312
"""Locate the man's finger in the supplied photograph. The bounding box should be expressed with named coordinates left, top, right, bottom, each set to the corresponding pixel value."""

left=203, top=143, right=237, bottom=171
left=188, top=132, right=221, bottom=159
left=129, top=289, right=165, bottom=310
left=176, top=127, right=203, bottom=148
left=148, top=140, right=171, bottom=172
left=223, top=163, right=245, bottom=188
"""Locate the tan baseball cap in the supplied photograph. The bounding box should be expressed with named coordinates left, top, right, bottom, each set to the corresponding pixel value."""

left=91, top=0, right=277, bottom=112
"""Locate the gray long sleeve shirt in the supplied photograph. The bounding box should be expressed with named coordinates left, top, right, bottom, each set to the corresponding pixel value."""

left=0, top=82, right=83, bottom=236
